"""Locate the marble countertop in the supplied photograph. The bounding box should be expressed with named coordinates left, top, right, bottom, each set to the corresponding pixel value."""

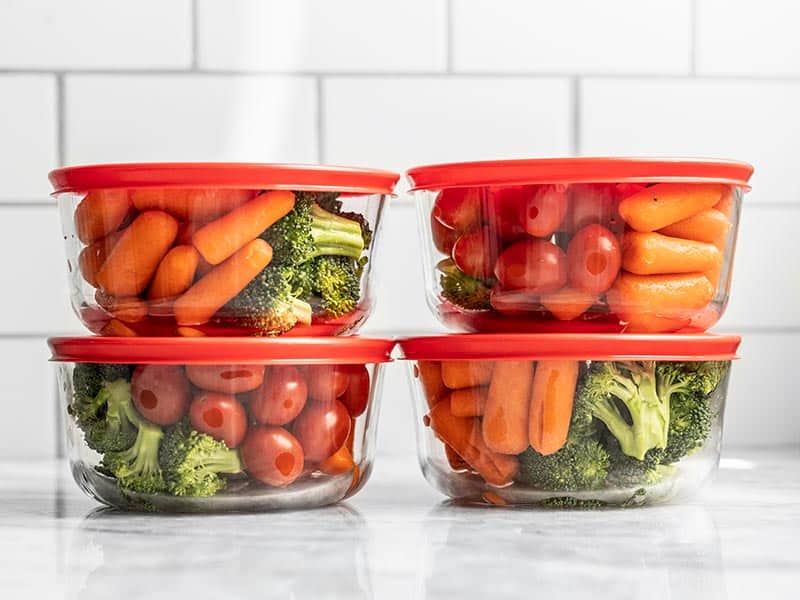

left=1, top=449, right=798, bottom=599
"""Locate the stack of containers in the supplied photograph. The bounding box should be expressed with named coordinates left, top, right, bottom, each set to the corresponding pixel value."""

left=47, top=163, right=398, bottom=512
left=399, top=158, right=751, bottom=507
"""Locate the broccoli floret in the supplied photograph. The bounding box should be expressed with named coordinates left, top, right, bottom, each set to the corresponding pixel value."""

left=517, top=441, right=610, bottom=491
left=604, top=435, right=667, bottom=487
left=159, top=422, right=242, bottom=497
left=438, top=259, right=492, bottom=310
left=539, top=496, right=606, bottom=509
left=307, top=255, right=361, bottom=318
left=71, top=363, right=132, bottom=426
left=70, top=364, right=137, bottom=452
left=102, top=421, right=166, bottom=495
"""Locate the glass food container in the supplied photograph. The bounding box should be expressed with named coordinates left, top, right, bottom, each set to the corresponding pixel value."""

left=406, top=158, right=753, bottom=333
left=49, top=336, right=394, bottom=512
left=399, top=333, right=740, bottom=507
left=50, top=163, right=399, bottom=337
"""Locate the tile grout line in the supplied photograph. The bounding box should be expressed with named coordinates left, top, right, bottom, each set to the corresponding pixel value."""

left=55, top=73, right=65, bottom=167
left=445, top=0, right=454, bottom=73
left=689, top=0, right=698, bottom=75
left=190, top=0, right=200, bottom=70
left=316, top=76, right=325, bottom=162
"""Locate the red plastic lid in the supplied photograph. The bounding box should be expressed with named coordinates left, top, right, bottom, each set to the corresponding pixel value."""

left=406, top=157, right=754, bottom=191
left=398, top=334, right=740, bottom=361
left=48, top=336, right=395, bottom=365
left=49, top=163, right=400, bottom=195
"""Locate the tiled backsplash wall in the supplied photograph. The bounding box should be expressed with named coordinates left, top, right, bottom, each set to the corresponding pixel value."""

left=0, top=0, right=797, bottom=459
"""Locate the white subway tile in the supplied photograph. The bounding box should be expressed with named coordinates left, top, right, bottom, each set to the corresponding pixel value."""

left=64, top=75, right=318, bottom=165
left=723, top=333, right=800, bottom=447
left=0, top=207, right=83, bottom=334
left=0, top=0, right=191, bottom=69
left=197, top=0, right=447, bottom=72
left=452, top=0, right=691, bottom=74
left=323, top=77, right=572, bottom=172
left=0, top=339, right=57, bottom=459
left=697, top=0, right=800, bottom=76
left=580, top=78, right=800, bottom=205
left=0, top=75, right=57, bottom=201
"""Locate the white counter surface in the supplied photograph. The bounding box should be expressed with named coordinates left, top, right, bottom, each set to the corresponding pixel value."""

left=1, top=449, right=798, bottom=599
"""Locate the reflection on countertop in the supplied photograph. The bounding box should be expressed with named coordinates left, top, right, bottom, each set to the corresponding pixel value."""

left=0, top=449, right=798, bottom=599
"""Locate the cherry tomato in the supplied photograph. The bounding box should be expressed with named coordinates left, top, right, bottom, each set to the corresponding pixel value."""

left=241, top=425, right=304, bottom=487
left=494, top=238, right=567, bottom=293
left=131, top=365, right=191, bottom=425
left=432, top=187, right=483, bottom=232
left=452, top=226, right=499, bottom=280
left=249, top=366, right=308, bottom=426
left=306, top=365, right=350, bottom=403
left=567, top=224, right=622, bottom=294
left=484, top=186, right=527, bottom=241
left=339, top=365, right=370, bottom=417
left=430, top=213, right=460, bottom=255
left=519, top=184, right=568, bottom=237
left=189, top=392, right=248, bottom=448
left=293, top=399, right=351, bottom=462
left=185, top=364, right=265, bottom=394
left=566, top=184, right=624, bottom=234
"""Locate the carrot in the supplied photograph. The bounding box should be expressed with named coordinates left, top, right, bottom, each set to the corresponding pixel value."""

left=541, top=286, right=597, bottom=321
left=658, top=208, right=731, bottom=251
left=450, top=387, right=488, bottom=417
left=175, top=221, right=205, bottom=246
left=444, top=444, right=469, bottom=471
left=714, top=187, right=734, bottom=219
left=622, top=231, right=722, bottom=275
left=174, top=238, right=273, bottom=326
left=78, top=230, right=123, bottom=288
left=441, top=361, right=494, bottom=389
left=95, top=211, right=179, bottom=296
left=621, top=312, right=691, bottom=333
left=100, top=318, right=137, bottom=337
left=428, top=398, right=519, bottom=486
left=482, top=361, right=534, bottom=455
left=192, top=190, right=295, bottom=265
left=146, top=245, right=200, bottom=300
left=416, top=361, right=447, bottom=408
left=618, top=183, right=725, bottom=232
left=528, top=360, right=578, bottom=455
left=608, top=272, right=714, bottom=317
left=74, top=189, right=130, bottom=244
left=130, top=188, right=255, bottom=222
left=196, top=256, right=214, bottom=278
left=95, top=291, right=148, bottom=323
left=705, top=261, right=723, bottom=290
left=319, top=445, right=356, bottom=476
left=176, top=326, right=206, bottom=337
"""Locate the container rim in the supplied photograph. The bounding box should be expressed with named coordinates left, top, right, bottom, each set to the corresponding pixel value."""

left=49, top=162, right=400, bottom=195
left=406, top=157, right=754, bottom=191
left=397, top=333, right=741, bottom=361
left=48, top=336, right=396, bottom=365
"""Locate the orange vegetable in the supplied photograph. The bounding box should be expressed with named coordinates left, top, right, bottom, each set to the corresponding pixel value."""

left=95, top=291, right=148, bottom=323
left=714, top=187, right=734, bottom=218
left=622, top=231, right=722, bottom=275
left=319, top=445, right=356, bottom=476
left=618, top=183, right=725, bottom=232
left=130, top=188, right=255, bottom=222
left=74, top=189, right=130, bottom=244
left=450, top=387, right=488, bottom=417
left=658, top=208, right=731, bottom=251
left=608, top=272, right=714, bottom=317
left=428, top=398, right=519, bottom=486
left=622, top=312, right=691, bottom=333
left=175, top=220, right=205, bottom=246
left=78, top=230, right=123, bottom=288
left=192, top=190, right=295, bottom=265
left=705, top=261, right=723, bottom=290
left=482, top=361, right=534, bottom=455
left=146, top=245, right=200, bottom=300
left=444, top=444, right=469, bottom=471
left=95, top=211, right=179, bottom=296
left=528, top=360, right=578, bottom=455
left=541, top=286, right=597, bottom=321
left=416, top=360, right=447, bottom=408
left=441, top=361, right=494, bottom=389
left=100, top=318, right=137, bottom=337
left=177, top=326, right=206, bottom=337
left=174, top=238, right=273, bottom=326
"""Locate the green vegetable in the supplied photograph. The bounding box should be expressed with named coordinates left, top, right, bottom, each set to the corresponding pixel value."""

left=538, top=496, right=606, bottom=509
left=159, top=422, right=242, bottom=497
left=102, top=421, right=166, bottom=495
left=438, top=259, right=492, bottom=310
left=517, top=440, right=610, bottom=491
left=306, top=255, right=361, bottom=318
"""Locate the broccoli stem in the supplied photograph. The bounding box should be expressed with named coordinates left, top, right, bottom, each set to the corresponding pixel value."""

left=308, top=204, right=365, bottom=260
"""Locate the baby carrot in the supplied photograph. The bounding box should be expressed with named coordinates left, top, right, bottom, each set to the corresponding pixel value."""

left=177, top=326, right=206, bottom=337
left=441, top=361, right=494, bottom=389
left=175, top=220, right=204, bottom=246
left=192, top=190, right=295, bottom=265
left=622, top=231, right=722, bottom=275
left=444, top=444, right=469, bottom=471
left=714, top=187, right=734, bottom=219
left=618, top=183, right=725, bottom=232
left=95, top=291, right=148, bottom=323
left=658, top=208, right=731, bottom=251
left=450, top=387, right=488, bottom=417
left=146, top=245, right=200, bottom=300
left=95, top=211, right=179, bottom=297
left=417, top=361, right=447, bottom=408
left=174, top=238, right=273, bottom=326
left=621, top=312, right=691, bottom=333
left=78, top=230, right=123, bottom=288
left=319, top=445, right=356, bottom=476
left=428, top=397, right=519, bottom=486
left=100, top=318, right=137, bottom=337
left=74, top=189, right=130, bottom=244
left=541, top=286, right=597, bottom=321
left=130, top=189, right=255, bottom=222
left=528, top=360, right=578, bottom=455
left=482, top=361, right=534, bottom=455
left=608, top=272, right=714, bottom=316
